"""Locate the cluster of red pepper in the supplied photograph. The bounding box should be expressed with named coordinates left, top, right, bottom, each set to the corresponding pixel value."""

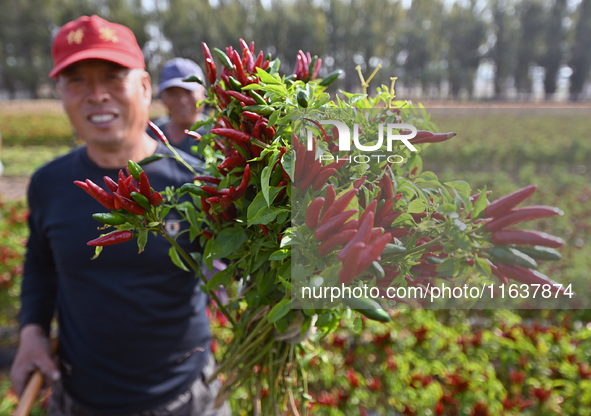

left=305, top=180, right=394, bottom=284
left=74, top=161, right=163, bottom=246
left=194, top=40, right=331, bottom=228
left=197, top=165, right=251, bottom=224
left=480, top=184, right=566, bottom=288
left=293, top=135, right=346, bottom=191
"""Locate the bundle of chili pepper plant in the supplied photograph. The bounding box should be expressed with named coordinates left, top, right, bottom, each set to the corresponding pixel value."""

left=77, top=40, right=573, bottom=414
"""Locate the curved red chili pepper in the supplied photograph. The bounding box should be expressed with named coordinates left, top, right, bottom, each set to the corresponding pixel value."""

left=305, top=197, right=325, bottom=229
left=113, top=193, right=146, bottom=215
left=485, top=205, right=563, bottom=231
left=87, top=230, right=133, bottom=246
left=211, top=128, right=251, bottom=143
left=484, top=185, right=537, bottom=218
left=491, top=229, right=564, bottom=248
left=226, top=90, right=257, bottom=106
left=84, top=179, right=115, bottom=210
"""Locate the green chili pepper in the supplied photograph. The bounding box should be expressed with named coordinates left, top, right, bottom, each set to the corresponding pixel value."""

left=485, top=246, right=538, bottom=269
left=297, top=90, right=309, bottom=108
left=92, top=212, right=127, bottom=226
left=130, top=192, right=152, bottom=210
left=139, top=153, right=167, bottom=165
left=127, top=160, right=143, bottom=181
left=382, top=243, right=407, bottom=255
left=515, top=246, right=562, bottom=261
left=249, top=90, right=267, bottom=105
left=342, top=296, right=390, bottom=322
left=227, top=76, right=242, bottom=91
left=180, top=183, right=209, bottom=197
left=319, top=70, right=343, bottom=87
left=212, top=47, right=233, bottom=69
left=242, top=105, right=275, bottom=116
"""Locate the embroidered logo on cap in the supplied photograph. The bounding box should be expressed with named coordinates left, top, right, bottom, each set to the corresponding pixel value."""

left=67, top=29, right=84, bottom=45
left=99, top=27, right=118, bottom=43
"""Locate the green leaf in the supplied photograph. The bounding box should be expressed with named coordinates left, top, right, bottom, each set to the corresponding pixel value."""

left=282, top=150, right=294, bottom=181
left=169, top=246, right=190, bottom=272
left=407, top=199, right=426, bottom=214
left=261, top=165, right=273, bottom=205
left=474, top=256, right=492, bottom=276
left=473, top=188, right=488, bottom=218
left=137, top=229, right=148, bottom=253
left=269, top=248, right=290, bottom=261
left=210, top=228, right=248, bottom=258
left=206, top=266, right=233, bottom=291
left=247, top=191, right=283, bottom=225
left=268, top=298, right=292, bottom=323
left=256, top=67, right=282, bottom=85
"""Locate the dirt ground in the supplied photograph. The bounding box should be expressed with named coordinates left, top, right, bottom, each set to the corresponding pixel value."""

left=0, top=176, right=30, bottom=201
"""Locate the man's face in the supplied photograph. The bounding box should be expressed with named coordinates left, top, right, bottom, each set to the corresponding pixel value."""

left=57, top=59, right=151, bottom=148
left=160, top=86, right=204, bottom=128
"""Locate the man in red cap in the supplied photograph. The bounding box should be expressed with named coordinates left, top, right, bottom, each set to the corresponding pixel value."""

left=10, top=15, right=229, bottom=416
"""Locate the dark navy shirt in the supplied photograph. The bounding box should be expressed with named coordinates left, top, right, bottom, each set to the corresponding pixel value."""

left=20, top=143, right=211, bottom=413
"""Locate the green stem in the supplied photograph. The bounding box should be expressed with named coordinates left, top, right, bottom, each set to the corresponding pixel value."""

left=161, top=231, right=237, bottom=328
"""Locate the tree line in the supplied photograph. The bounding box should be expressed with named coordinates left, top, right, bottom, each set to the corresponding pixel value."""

left=1, top=0, right=590, bottom=101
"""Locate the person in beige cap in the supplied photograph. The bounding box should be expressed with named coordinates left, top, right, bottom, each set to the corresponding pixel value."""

left=9, top=15, right=229, bottom=416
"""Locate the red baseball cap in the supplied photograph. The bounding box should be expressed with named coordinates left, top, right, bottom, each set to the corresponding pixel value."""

left=49, top=15, right=145, bottom=78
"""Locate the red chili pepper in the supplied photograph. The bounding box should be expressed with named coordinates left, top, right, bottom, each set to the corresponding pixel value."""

left=242, top=111, right=264, bottom=124
left=484, top=185, right=538, bottom=218
left=201, top=42, right=217, bottom=84
left=495, top=263, right=565, bottom=293
left=231, top=49, right=247, bottom=85
left=212, top=85, right=231, bottom=109
left=320, top=189, right=358, bottom=226
left=87, top=230, right=133, bottom=247
left=226, top=90, right=257, bottom=106
left=139, top=171, right=151, bottom=199
left=103, top=176, right=118, bottom=193
left=254, top=50, right=264, bottom=69
left=113, top=193, right=146, bottom=215
left=488, top=261, right=509, bottom=285
left=338, top=242, right=364, bottom=284
left=314, top=209, right=358, bottom=241
left=84, top=179, right=116, bottom=210
left=305, top=197, right=325, bottom=229
left=353, top=176, right=367, bottom=190
left=200, top=196, right=216, bottom=223
left=147, top=120, right=169, bottom=144
left=233, top=164, right=251, bottom=199
left=211, top=128, right=251, bottom=143
left=298, top=160, right=322, bottom=190
left=259, top=224, right=269, bottom=236
left=491, top=229, right=564, bottom=248
left=312, top=168, right=337, bottom=191
left=149, top=191, right=163, bottom=206
left=202, top=185, right=222, bottom=196
left=322, top=185, right=336, bottom=216
left=338, top=211, right=375, bottom=261
left=194, top=175, right=221, bottom=185
left=317, top=229, right=357, bottom=256
left=485, top=205, right=564, bottom=231
left=117, top=178, right=130, bottom=199
left=355, top=232, right=392, bottom=277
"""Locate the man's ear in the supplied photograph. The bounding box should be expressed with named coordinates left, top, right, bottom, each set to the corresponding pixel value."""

left=141, top=71, right=152, bottom=104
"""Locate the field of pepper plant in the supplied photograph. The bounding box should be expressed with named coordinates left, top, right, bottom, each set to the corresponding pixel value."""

left=0, top=101, right=590, bottom=415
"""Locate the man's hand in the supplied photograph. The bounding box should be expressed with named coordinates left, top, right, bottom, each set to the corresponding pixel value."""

left=9, top=324, right=60, bottom=396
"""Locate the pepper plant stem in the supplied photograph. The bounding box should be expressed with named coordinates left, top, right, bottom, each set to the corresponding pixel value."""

left=161, top=231, right=237, bottom=328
